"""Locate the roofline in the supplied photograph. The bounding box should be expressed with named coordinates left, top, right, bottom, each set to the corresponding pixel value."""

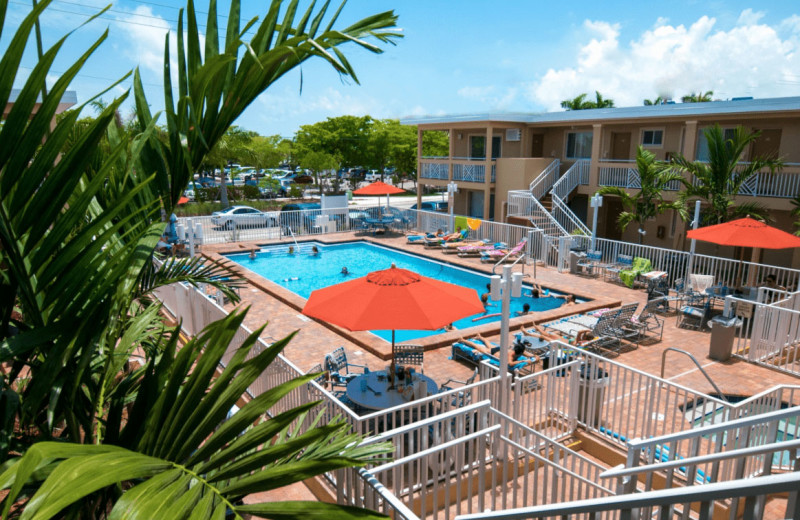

left=401, top=96, right=800, bottom=127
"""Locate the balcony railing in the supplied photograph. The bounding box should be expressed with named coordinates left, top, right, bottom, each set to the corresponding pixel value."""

left=600, top=160, right=800, bottom=196
left=419, top=157, right=497, bottom=183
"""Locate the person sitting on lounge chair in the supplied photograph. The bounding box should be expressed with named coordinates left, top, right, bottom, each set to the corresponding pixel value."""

left=443, top=226, right=466, bottom=242
left=525, top=323, right=594, bottom=346
left=461, top=335, right=536, bottom=368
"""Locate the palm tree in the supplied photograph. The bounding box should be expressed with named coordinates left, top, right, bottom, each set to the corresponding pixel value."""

left=0, top=0, right=399, bottom=516
left=643, top=96, right=663, bottom=106
left=597, top=147, right=688, bottom=243
left=791, top=194, right=800, bottom=236
left=672, top=125, right=783, bottom=224
left=561, top=91, right=614, bottom=110
left=681, top=91, right=714, bottom=103
left=592, top=91, right=615, bottom=108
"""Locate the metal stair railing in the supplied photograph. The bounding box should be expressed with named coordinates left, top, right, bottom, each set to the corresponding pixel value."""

left=529, top=159, right=560, bottom=200
left=551, top=159, right=591, bottom=236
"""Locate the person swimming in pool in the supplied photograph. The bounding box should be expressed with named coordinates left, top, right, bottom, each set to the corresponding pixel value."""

left=249, top=249, right=257, bottom=260
left=341, top=267, right=349, bottom=275
left=311, top=245, right=319, bottom=256
left=515, top=303, right=531, bottom=316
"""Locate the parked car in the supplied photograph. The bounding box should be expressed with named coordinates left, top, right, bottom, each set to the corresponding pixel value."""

left=411, top=201, right=448, bottom=212
left=211, top=206, right=278, bottom=230
left=279, top=202, right=321, bottom=233
left=364, top=170, right=380, bottom=182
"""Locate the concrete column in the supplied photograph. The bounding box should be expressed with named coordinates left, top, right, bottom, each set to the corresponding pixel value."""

left=589, top=123, right=603, bottom=188
left=417, top=127, right=423, bottom=208
left=484, top=125, right=494, bottom=219
left=672, top=120, right=699, bottom=250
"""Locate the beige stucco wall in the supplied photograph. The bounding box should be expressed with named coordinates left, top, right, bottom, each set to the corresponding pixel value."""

left=494, top=158, right=555, bottom=219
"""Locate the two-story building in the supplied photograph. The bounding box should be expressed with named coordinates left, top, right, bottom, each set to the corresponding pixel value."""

left=406, top=96, right=800, bottom=267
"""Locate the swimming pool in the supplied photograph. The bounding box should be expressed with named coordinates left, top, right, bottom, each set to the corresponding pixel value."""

left=227, top=241, right=576, bottom=343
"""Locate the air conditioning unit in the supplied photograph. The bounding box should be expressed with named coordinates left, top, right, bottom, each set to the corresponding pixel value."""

left=506, top=128, right=521, bottom=141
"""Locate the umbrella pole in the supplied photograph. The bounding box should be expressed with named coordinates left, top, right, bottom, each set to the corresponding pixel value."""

left=685, top=201, right=701, bottom=285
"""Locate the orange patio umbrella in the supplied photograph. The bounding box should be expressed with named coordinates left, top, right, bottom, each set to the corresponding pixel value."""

left=302, top=265, right=483, bottom=348
left=686, top=217, right=800, bottom=249
left=177, top=196, right=190, bottom=205
left=353, top=181, right=405, bottom=211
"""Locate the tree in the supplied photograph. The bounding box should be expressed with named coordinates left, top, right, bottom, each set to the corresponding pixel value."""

left=294, top=115, right=374, bottom=169
left=202, top=126, right=258, bottom=207
left=597, top=146, right=689, bottom=243
left=644, top=96, right=664, bottom=106
left=673, top=125, right=783, bottom=225
left=561, top=91, right=614, bottom=110
left=299, top=149, right=339, bottom=189
left=250, top=134, right=287, bottom=169
left=792, top=194, right=800, bottom=236
left=0, top=0, right=400, bottom=516
left=682, top=91, right=714, bottom=103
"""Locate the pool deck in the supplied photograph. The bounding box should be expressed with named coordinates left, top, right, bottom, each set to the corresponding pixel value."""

left=200, top=231, right=799, bottom=399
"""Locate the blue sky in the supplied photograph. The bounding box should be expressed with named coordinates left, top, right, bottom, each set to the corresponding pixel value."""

left=5, top=0, right=800, bottom=137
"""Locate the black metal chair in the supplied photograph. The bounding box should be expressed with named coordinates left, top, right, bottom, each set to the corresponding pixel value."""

left=324, top=347, right=367, bottom=389
left=393, top=344, right=424, bottom=371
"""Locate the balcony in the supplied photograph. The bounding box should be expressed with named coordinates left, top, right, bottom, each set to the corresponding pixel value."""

left=419, top=157, right=496, bottom=184
left=597, top=160, right=800, bottom=196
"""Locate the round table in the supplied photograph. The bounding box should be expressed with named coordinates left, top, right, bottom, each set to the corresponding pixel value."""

left=346, top=371, right=439, bottom=410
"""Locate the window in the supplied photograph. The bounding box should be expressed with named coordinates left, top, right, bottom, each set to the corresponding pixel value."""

left=642, top=129, right=663, bottom=147
left=695, top=127, right=735, bottom=161
left=469, top=135, right=502, bottom=159
left=566, top=131, right=593, bottom=159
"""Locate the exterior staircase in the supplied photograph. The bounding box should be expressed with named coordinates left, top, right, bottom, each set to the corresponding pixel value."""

left=507, top=159, right=591, bottom=238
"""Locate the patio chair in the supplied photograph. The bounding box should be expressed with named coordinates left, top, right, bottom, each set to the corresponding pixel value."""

left=393, top=344, right=424, bottom=371
left=324, top=347, right=367, bottom=389
left=576, top=250, right=603, bottom=277
left=632, top=297, right=665, bottom=342
left=439, top=368, right=479, bottom=408
left=457, top=240, right=503, bottom=257
left=306, top=363, right=328, bottom=390
left=677, top=299, right=712, bottom=330
left=479, top=238, right=527, bottom=263
left=603, top=254, right=633, bottom=283
left=619, top=257, right=652, bottom=288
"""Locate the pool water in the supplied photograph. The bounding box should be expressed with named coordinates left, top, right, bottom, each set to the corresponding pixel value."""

left=227, top=241, right=574, bottom=343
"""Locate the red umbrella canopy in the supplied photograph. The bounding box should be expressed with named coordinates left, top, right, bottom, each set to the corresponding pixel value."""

left=177, top=196, right=190, bottom=205
left=302, top=265, right=483, bottom=331
left=352, top=181, right=405, bottom=196
left=686, top=217, right=800, bottom=249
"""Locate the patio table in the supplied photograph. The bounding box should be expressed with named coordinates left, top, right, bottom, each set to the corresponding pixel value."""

left=347, top=370, right=439, bottom=411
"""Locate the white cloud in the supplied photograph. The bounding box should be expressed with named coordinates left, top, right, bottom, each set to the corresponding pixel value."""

left=114, top=6, right=173, bottom=75
left=528, top=11, right=800, bottom=110
left=457, top=85, right=519, bottom=110
left=737, top=9, right=765, bottom=26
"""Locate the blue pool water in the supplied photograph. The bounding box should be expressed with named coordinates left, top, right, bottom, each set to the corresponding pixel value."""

left=227, top=241, right=575, bottom=343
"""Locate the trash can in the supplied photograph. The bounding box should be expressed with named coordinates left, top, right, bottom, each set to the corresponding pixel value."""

left=709, top=316, right=739, bottom=361
left=577, top=364, right=609, bottom=428
left=569, top=252, right=584, bottom=274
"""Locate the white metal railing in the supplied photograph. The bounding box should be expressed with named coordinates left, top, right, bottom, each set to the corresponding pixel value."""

left=453, top=162, right=486, bottom=183
left=598, top=161, right=682, bottom=191
left=454, top=471, right=800, bottom=520
left=421, top=161, right=449, bottom=180
left=154, top=279, right=800, bottom=520
left=729, top=290, right=800, bottom=377
left=529, top=159, right=560, bottom=199
left=689, top=162, right=800, bottom=199
left=612, top=404, right=800, bottom=520
left=551, top=160, right=591, bottom=236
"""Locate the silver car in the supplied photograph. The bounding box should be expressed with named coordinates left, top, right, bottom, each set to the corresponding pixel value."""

left=211, top=205, right=277, bottom=230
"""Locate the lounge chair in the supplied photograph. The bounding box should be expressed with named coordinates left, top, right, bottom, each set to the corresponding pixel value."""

left=423, top=229, right=467, bottom=248
left=619, top=257, right=652, bottom=288
left=479, top=238, right=527, bottom=263
left=451, top=337, right=535, bottom=376
left=603, top=254, right=633, bottom=283
left=441, top=237, right=488, bottom=254
left=631, top=297, right=665, bottom=342
left=455, top=240, right=497, bottom=257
